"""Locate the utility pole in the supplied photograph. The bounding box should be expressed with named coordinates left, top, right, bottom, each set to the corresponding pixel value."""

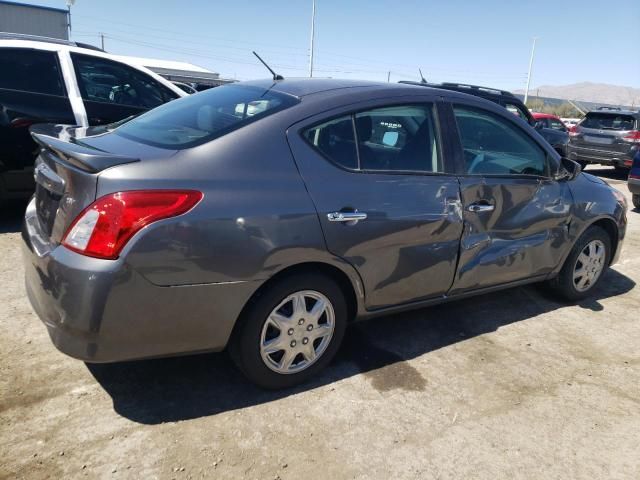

left=308, top=0, right=316, bottom=77
left=100, top=33, right=105, bottom=50
left=387, top=71, right=390, bottom=83
left=524, top=36, right=537, bottom=105
left=65, top=0, right=75, bottom=39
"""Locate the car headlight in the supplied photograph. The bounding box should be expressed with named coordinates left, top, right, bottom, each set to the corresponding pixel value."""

left=612, top=188, right=627, bottom=208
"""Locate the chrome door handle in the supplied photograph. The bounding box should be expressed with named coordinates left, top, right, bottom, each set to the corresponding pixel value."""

left=467, top=203, right=495, bottom=213
left=327, top=211, right=368, bottom=223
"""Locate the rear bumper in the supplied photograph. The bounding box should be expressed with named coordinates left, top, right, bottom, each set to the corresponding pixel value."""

left=22, top=199, right=258, bottom=363
left=629, top=177, right=640, bottom=195
left=567, top=144, right=634, bottom=167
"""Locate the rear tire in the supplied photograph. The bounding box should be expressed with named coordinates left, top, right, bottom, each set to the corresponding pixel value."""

left=545, top=226, right=611, bottom=301
left=230, top=273, right=347, bottom=389
left=632, top=194, right=640, bottom=210
left=614, top=166, right=629, bottom=176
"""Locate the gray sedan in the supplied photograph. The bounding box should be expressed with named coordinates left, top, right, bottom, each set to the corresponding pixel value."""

left=22, top=79, right=627, bottom=389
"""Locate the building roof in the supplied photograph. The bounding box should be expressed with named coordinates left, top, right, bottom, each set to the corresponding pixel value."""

left=0, top=0, right=67, bottom=14
left=114, top=55, right=213, bottom=74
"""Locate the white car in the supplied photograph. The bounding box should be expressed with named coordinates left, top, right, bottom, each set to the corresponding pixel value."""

left=0, top=33, right=186, bottom=201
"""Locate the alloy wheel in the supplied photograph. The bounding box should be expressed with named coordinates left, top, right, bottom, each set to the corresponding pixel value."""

left=259, top=290, right=335, bottom=374
left=573, top=239, right=606, bottom=292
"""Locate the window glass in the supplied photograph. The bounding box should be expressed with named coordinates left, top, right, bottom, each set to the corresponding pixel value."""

left=548, top=118, right=566, bottom=131
left=504, top=103, right=529, bottom=122
left=355, top=104, right=441, bottom=172
left=71, top=53, right=177, bottom=109
left=115, top=84, right=298, bottom=149
left=304, top=116, right=358, bottom=170
left=581, top=113, right=636, bottom=131
left=0, top=48, right=65, bottom=96
left=454, top=106, right=548, bottom=176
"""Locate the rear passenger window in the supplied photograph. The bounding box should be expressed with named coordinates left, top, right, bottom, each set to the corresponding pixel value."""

left=304, top=116, right=358, bottom=170
left=304, top=104, right=441, bottom=173
left=0, top=48, right=65, bottom=96
left=356, top=105, right=441, bottom=172
left=454, top=106, right=548, bottom=176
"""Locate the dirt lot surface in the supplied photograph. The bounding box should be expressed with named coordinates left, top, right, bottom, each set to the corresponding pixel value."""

left=1, top=166, right=639, bottom=480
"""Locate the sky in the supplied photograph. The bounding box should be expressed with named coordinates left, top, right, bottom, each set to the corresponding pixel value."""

left=23, top=0, right=640, bottom=90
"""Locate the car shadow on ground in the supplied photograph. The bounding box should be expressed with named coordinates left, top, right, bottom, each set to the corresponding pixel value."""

left=87, top=268, right=635, bottom=425
left=583, top=165, right=628, bottom=182
left=0, top=200, right=27, bottom=234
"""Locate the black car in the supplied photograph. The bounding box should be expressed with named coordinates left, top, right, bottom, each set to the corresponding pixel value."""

left=400, top=81, right=569, bottom=156
left=0, top=34, right=185, bottom=205
left=567, top=107, right=640, bottom=172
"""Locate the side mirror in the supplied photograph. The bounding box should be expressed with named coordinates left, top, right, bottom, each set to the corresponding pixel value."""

left=554, top=157, right=581, bottom=181
left=534, top=121, right=544, bottom=131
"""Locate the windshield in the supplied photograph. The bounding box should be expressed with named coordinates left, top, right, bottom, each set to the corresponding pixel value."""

left=581, top=113, right=636, bottom=131
left=114, top=84, right=299, bottom=149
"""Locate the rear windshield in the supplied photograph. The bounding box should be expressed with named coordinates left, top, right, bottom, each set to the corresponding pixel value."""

left=581, top=113, right=636, bottom=131
left=114, top=84, right=299, bottom=149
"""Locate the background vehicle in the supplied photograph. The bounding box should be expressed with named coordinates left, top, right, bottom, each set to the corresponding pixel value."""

left=562, top=118, right=581, bottom=129
left=629, top=150, right=640, bottom=209
left=531, top=112, right=569, bottom=156
left=171, top=81, right=198, bottom=94
left=22, top=79, right=627, bottom=389
left=0, top=33, right=186, bottom=203
left=399, top=81, right=569, bottom=156
left=567, top=107, right=640, bottom=172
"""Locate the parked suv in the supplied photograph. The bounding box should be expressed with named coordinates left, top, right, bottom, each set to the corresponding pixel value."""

left=0, top=34, right=186, bottom=204
left=629, top=150, right=640, bottom=209
left=567, top=107, right=640, bottom=172
left=22, top=79, right=627, bottom=389
left=399, top=81, right=569, bottom=156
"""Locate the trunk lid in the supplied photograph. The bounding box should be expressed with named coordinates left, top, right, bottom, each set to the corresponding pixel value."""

left=29, top=123, right=140, bottom=246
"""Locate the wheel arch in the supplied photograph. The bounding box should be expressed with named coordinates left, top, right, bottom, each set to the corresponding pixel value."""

left=588, top=217, right=620, bottom=265
left=228, top=261, right=363, bottom=347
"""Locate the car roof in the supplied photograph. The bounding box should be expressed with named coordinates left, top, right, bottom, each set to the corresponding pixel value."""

left=240, top=77, right=423, bottom=98
left=586, top=109, right=639, bottom=117
left=399, top=80, right=520, bottom=101
left=531, top=112, right=561, bottom=120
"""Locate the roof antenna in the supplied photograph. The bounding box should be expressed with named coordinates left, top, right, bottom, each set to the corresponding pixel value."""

left=253, top=51, right=284, bottom=81
left=419, top=68, right=427, bottom=84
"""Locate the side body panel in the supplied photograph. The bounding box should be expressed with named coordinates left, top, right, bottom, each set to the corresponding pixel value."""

left=442, top=97, right=574, bottom=293
left=287, top=96, right=464, bottom=310
left=452, top=177, right=573, bottom=293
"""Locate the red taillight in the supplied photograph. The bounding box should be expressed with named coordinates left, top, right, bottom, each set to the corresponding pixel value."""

left=568, top=125, right=581, bottom=137
left=62, top=190, right=203, bottom=259
left=10, top=117, right=36, bottom=128
left=622, top=130, right=640, bottom=143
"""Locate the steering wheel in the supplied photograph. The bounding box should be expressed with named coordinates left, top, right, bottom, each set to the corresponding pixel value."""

left=467, top=153, right=485, bottom=174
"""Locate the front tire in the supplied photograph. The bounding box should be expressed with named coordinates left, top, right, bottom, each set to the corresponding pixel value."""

left=230, top=273, right=347, bottom=389
left=545, top=226, right=611, bottom=301
left=632, top=194, right=640, bottom=210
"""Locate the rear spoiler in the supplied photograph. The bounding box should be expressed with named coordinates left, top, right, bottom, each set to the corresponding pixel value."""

left=30, top=124, right=139, bottom=173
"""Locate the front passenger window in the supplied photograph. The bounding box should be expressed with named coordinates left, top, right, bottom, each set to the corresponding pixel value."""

left=453, top=106, right=548, bottom=176
left=71, top=53, right=177, bottom=109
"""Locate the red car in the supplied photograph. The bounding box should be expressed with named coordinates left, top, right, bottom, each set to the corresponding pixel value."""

left=531, top=112, right=568, bottom=130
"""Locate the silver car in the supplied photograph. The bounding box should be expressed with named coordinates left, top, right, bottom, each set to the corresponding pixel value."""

left=22, top=79, right=627, bottom=388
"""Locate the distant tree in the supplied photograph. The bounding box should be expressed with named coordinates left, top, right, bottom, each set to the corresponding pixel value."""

left=526, top=98, right=545, bottom=112
left=526, top=99, right=582, bottom=118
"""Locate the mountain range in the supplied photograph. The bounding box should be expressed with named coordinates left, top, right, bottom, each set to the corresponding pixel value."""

left=514, top=82, right=639, bottom=108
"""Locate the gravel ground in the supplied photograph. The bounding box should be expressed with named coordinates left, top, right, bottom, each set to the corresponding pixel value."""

left=1, top=166, right=639, bottom=480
